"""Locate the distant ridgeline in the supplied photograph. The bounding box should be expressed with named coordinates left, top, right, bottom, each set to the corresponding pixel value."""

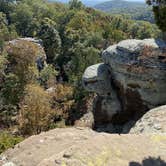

left=94, top=0, right=154, bottom=23
left=48, top=0, right=108, bottom=7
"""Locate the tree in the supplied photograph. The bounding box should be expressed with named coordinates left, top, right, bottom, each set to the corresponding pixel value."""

left=11, top=3, right=33, bottom=36
left=0, top=0, right=15, bottom=22
left=66, top=42, right=100, bottom=87
left=37, top=18, right=61, bottom=64
left=39, top=65, right=58, bottom=88
left=146, top=0, right=166, bottom=33
left=0, top=12, right=18, bottom=47
left=69, top=0, right=84, bottom=10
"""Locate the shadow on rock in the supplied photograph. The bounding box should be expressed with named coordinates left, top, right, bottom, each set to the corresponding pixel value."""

left=129, top=157, right=166, bottom=166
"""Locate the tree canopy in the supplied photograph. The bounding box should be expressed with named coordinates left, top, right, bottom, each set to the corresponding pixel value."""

left=0, top=0, right=163, bottom=141
left=146, top=0, right=166, bottom=32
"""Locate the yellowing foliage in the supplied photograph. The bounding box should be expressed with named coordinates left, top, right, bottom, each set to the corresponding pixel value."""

left=18, top=83, right=54, bottom=135
left=5, top=40, right=40, bottom=83
left=50, top=84, right=74, bottom=120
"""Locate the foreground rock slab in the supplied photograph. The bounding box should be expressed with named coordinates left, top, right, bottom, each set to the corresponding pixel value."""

left=1, top=128, right=166, bottom=166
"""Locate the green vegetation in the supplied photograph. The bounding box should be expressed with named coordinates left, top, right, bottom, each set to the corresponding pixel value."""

left=0, top=132, right=23, bottom=154
left=0, top=0, right=163, bottom=153
left=146, top=0, right=166, bottom=33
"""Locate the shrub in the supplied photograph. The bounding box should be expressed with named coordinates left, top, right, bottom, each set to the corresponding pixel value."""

left=0, top=100, right=18, bottom=128
left=39, top=65, right=58, bottom=88
left=1, top=40, right=40, bottom=105
left=18, top=83, right=54, bottom=135
left=0, top=51, right=7, bottom=80
left=50, top=84, right=74, bottom=121
left=5, top=40, right=39, bottom=84
left=0, top=132, right=23, bottom=154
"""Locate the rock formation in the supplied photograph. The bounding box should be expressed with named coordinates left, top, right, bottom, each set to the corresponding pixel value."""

left=0, top=39, right=166, bottom=166
left=83, top=39, right=166, bottom=126
left=1, top=128, right=166, bottom=166
left=129, top=105, right=166, bottom=134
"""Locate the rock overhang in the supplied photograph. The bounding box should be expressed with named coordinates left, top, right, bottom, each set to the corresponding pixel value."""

left=82, top=38, right=166, bottom=124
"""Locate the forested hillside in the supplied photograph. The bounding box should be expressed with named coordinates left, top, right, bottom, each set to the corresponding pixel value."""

left=94, top=0, right=154, bottom=23
left=49, top=0, right=106, bottom=6
left=0, top=0, right=161, bottom=153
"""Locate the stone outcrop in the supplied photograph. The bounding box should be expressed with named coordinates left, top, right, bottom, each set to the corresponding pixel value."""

left=82, top=39, right=166, bottom=125
left=83, top=63, right=121, bottom=124
left=82, top=63, right=112, bottom=95
left=129, top=105, right=166, bottom=134
left=1, top=128, right=166, bottom=166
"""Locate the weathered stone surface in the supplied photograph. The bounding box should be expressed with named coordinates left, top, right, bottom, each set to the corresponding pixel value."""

left=102, top=39, right=166, bottom=108
left=129, top=105, right=166, bottom=134
left=82, top=63, right=112, bottom=95
left=103, top=39, right=166, bottom=122
left=1, top=128, right=166, bottom=166
left=83, top=38, right=166, bottom=124
left=82, top=63, right=121, bottom=123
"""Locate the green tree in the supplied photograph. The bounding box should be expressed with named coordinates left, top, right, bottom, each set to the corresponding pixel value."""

left=146, top=0, right=166, bottom=33
left=66, top=42, right=100, bottom=83
left=39, top=65, right=58, bottom=88
left=11, top=3, right=33, bottom=36
left=38, top=18, right=61, bottom=64
left=69, top=0, right=84, bottom=10
left=0, top=12, right=17, bottom=48
left=0, top=0, right=15, bottom=22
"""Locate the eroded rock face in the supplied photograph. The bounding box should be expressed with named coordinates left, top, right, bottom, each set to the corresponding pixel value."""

left=83, top=39, right=166, bottom=125
left=82, top=63, right=121, bottom=123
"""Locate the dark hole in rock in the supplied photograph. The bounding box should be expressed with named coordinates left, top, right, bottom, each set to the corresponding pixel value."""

left=107, top=92, right=111, bottom=96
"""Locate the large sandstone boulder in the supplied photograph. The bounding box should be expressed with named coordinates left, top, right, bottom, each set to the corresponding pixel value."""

left=82, top=63, right=112, bottom=95
left=129, top=105, right=166, bottom=134
left=82, top=63, right=121, bottom=124
left=1, top=128, right=166, bottom=166
left=83, top=39, right=166, bottom=124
